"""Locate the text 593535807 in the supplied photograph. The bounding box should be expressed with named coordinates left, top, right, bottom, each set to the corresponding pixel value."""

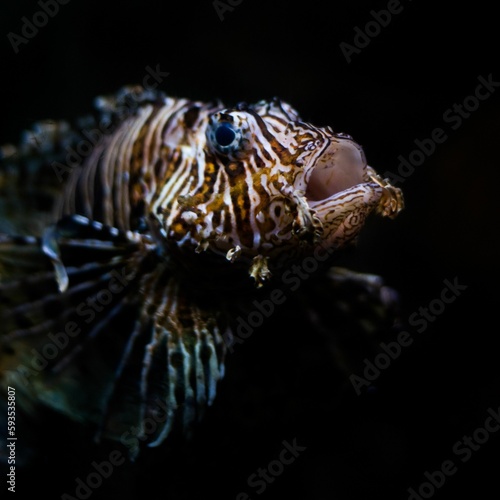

left=6, top=386, right=16, bottom=493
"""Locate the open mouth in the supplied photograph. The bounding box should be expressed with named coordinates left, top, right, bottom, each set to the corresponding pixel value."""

left=301, top=135, right=404, bottom=226
left=304, top=137, right=368, bottom=203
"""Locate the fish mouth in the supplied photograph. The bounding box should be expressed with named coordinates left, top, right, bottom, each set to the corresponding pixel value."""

left=300, top=136, right=393, bottom=249
left=304, top=136, right=368, bottom=203
left=299, top=135, right=404, bottom=249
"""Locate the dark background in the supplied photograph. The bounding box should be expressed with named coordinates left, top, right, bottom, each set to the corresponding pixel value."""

left=1, top=1, right=499, bottom=499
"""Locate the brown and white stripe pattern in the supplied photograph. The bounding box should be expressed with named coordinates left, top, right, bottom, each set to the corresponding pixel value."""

left=59, top=92, right=389, bottom=271
left=0, top=86, right=403, bottom=454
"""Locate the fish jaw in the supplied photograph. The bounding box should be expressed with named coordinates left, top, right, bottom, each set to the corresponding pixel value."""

left=307, top=181, right=385, bottom=250
left=295, top=136, right=404, bottom=250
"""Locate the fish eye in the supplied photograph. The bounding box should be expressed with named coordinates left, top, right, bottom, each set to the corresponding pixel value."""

left=215, top=123, right=237, bottom=147
left=207, top=115, right=244, bottom=155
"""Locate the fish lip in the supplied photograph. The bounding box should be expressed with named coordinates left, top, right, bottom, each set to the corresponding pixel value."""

left=300, top=135, right=371, bottom=205
left=305, top=180, right=386, bottom=249
left=305, top=180, right=383, bottom=209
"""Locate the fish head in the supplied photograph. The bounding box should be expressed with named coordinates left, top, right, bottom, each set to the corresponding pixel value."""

left=163, top=98, right=404, bottom=285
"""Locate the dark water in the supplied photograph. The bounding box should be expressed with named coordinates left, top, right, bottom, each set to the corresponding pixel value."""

left=0, top=1, right=499, bottom=499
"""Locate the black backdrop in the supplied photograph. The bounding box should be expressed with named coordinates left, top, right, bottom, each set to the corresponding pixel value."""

left=1, top=1, right=499, bottom=499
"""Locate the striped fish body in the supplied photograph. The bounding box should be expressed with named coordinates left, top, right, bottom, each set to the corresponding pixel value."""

left=0, top=86, right=403, bottom=456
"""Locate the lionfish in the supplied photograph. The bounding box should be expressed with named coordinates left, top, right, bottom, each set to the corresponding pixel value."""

left=0, top=86, right=403, bottom=458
